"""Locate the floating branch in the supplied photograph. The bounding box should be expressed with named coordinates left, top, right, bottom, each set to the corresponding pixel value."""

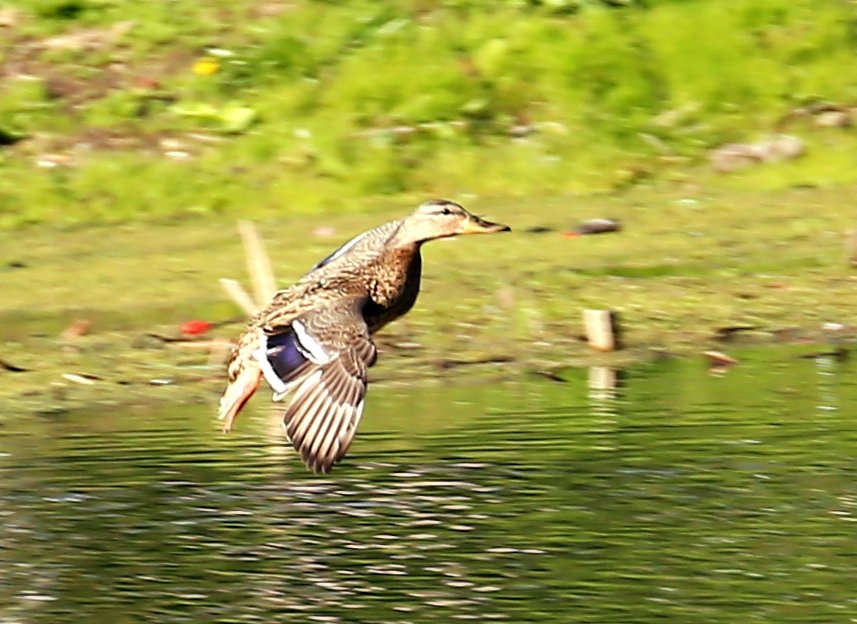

left=220, top=221, right=279, bottom=317
left=219, top=278, right=259, bottom=317
left=0, top=358, right=29, bottom=372
left=239, top=220, right=278, bottom=307
left=703, top=350, right=738, bottom=367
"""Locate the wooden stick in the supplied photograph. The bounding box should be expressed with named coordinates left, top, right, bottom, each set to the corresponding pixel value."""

left=239, top=220, right=277, bottom=306
left=219, top=278, right=259, bottom=316
left=583, top=309, right=620, bottom=352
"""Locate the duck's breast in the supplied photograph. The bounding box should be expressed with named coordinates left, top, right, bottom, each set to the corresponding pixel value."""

left=364, top=248, right=422, bottom=332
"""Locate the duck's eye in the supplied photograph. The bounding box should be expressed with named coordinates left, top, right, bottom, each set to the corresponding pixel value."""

left=441, top=207, right=452, bottom=215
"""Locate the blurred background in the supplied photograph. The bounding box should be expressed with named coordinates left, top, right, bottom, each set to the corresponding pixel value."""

left=4, top=1, right=857, bottom=622
left=2, top=0, right=857, bottom=226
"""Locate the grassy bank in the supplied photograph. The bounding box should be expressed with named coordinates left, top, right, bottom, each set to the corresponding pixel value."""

left=2, top=0, right=857, bottom=227
left=2, top=184, right=856, bottom=414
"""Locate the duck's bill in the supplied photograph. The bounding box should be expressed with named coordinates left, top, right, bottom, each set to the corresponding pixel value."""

left=461, top=215, right=511, bottom=234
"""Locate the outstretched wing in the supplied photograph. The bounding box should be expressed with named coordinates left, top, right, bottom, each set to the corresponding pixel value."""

left=253, top=296, right=377, bottom=473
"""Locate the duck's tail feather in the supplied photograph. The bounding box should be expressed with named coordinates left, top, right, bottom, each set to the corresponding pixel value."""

left=218, top=327, right=315, bottom=433
left=218, top=366, right=262, bottom=433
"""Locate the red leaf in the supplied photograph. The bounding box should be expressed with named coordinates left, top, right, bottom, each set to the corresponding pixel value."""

left=181, top=320, right=213, bottom=336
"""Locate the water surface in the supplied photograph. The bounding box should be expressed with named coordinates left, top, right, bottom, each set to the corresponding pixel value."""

left=3, top=349, right=857, bottom=622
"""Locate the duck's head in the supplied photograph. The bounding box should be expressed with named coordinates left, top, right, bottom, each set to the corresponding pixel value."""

left=399, top=199, right=510, bottom=244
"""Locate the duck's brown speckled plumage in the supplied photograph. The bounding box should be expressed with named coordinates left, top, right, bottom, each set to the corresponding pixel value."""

left=219, top=199, right=509, bottom=473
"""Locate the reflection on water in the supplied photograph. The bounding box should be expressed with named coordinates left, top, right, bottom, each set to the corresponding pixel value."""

left=3, top=349, right=857, bottom=623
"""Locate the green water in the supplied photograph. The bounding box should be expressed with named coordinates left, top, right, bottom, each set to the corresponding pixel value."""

left=3, top=350, right=857, bottom=623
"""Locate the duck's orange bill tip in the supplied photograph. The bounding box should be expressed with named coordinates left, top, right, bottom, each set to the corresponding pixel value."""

left=462, top=216, right=511, bottom=235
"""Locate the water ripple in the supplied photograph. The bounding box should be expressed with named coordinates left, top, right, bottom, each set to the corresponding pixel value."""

left=2, top=354, right=857, bottom=622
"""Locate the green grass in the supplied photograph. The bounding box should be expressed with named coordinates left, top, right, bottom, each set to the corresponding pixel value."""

left=2, top=0, right=857, bottom=227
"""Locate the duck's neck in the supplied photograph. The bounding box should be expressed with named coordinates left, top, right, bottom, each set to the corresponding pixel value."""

left=388, top=218, right=443, bottom=248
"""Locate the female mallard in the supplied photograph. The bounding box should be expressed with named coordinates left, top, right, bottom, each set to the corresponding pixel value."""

left=219, top=199, right=510, bottom=473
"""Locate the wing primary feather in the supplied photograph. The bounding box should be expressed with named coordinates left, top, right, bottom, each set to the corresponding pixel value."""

left=322, top=404, right=351, bottom=468
left=320, top=369, right=344, bottom=402
left=286, top=381, right=327, bottom=446
left=284, top=371, right=324, bottom=431
left=283, top=378, right=317, bottom=430
left=305, top=395, right=336, bottom=462
left=292, top=369, right=323, bottom=403
left=311, top=398, right=347, bottom=471
left=299, top=394, right=334, bottom=463
left=346, top=376, right=362, bottom=408
left=317, top=406, right=342, bottom=467
left=338, top=399, right=366, bottom=457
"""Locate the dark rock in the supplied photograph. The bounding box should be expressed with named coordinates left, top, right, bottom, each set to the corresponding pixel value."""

left=573, top=218, right=622, bottom=235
